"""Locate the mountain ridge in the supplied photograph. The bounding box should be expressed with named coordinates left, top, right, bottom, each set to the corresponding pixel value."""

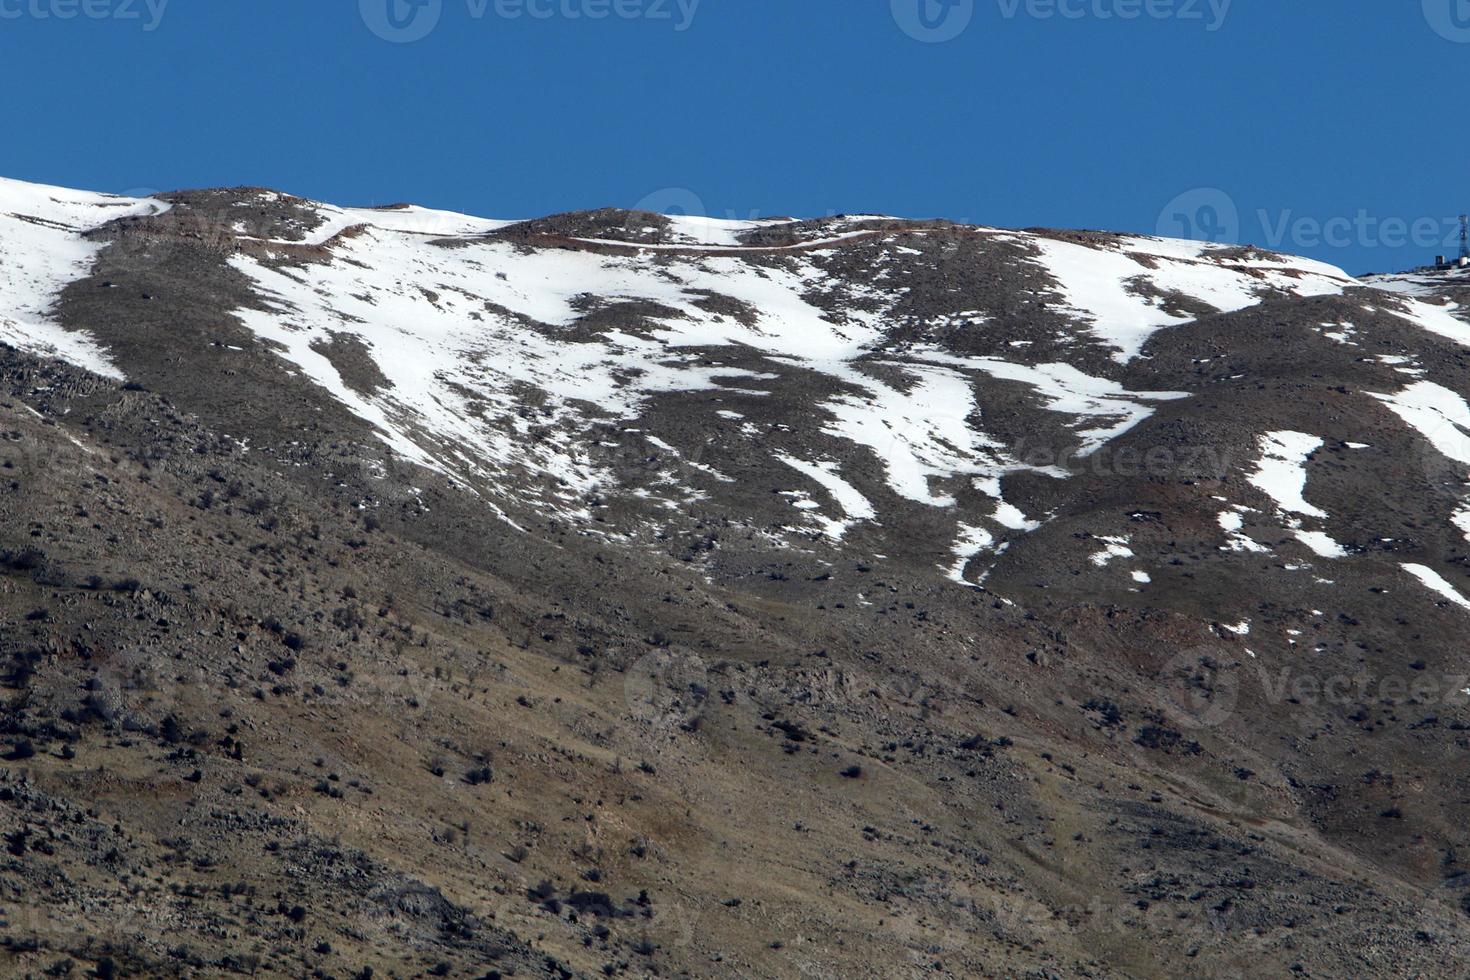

left=4, top=175, right=1470, bottom=978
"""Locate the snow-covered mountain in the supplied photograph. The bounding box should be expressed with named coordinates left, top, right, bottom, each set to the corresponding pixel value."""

left=0, top=178, right=1383, bottom=569
left=11, top=176, right=1470, bottom=591
left=7, top=176, right=1470, bottom=977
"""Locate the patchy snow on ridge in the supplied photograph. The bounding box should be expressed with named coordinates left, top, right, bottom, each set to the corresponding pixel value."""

left=0, top=176, right=168, bottom=377
left=221, top=209, right=1222, bottom=542
left=1380, top=296, right=1470, bottom=345
left=1119, top=236, right=1355, bottom=282
left=662, top=213, right=797, bottom=247
left=0, top=176, right=1378, bottom=571
left=338, top=204, right=515, bottom=238
left=235, top=201, right=515, bottom=246
left=1028, top=238, right=1192, bottom=361
left=1028, top=236, right=1352, bottom=361
left=228, top=236, right=800, bottom=504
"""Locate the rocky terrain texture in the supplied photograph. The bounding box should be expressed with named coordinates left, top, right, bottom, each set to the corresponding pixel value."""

left=3, top=178, right=1470, bottom=977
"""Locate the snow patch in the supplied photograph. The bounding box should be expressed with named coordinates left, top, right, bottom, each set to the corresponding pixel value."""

left=1294, top=531, right=1347, bottom=558
left=776, top=454, right=876, bottom=539
left=1090, top=536, right=1134, bottom=567
left=947, top=524, right=995, bottom=585
left=1402, top=563, right=1470, bottom=611
left=1372, top=381, right=1470, bottom=467
left=1249, top=431, right=1326, bottom=518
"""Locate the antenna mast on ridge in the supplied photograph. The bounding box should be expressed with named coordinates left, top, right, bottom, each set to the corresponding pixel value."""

left=1461, top=215, right=1469, bottom=262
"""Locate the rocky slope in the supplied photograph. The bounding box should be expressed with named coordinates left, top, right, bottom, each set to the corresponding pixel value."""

left=3, top=177, right=1470, bottom=977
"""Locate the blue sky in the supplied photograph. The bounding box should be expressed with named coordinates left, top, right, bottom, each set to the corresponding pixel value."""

left=1, top=0, right=1465, bottom=273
